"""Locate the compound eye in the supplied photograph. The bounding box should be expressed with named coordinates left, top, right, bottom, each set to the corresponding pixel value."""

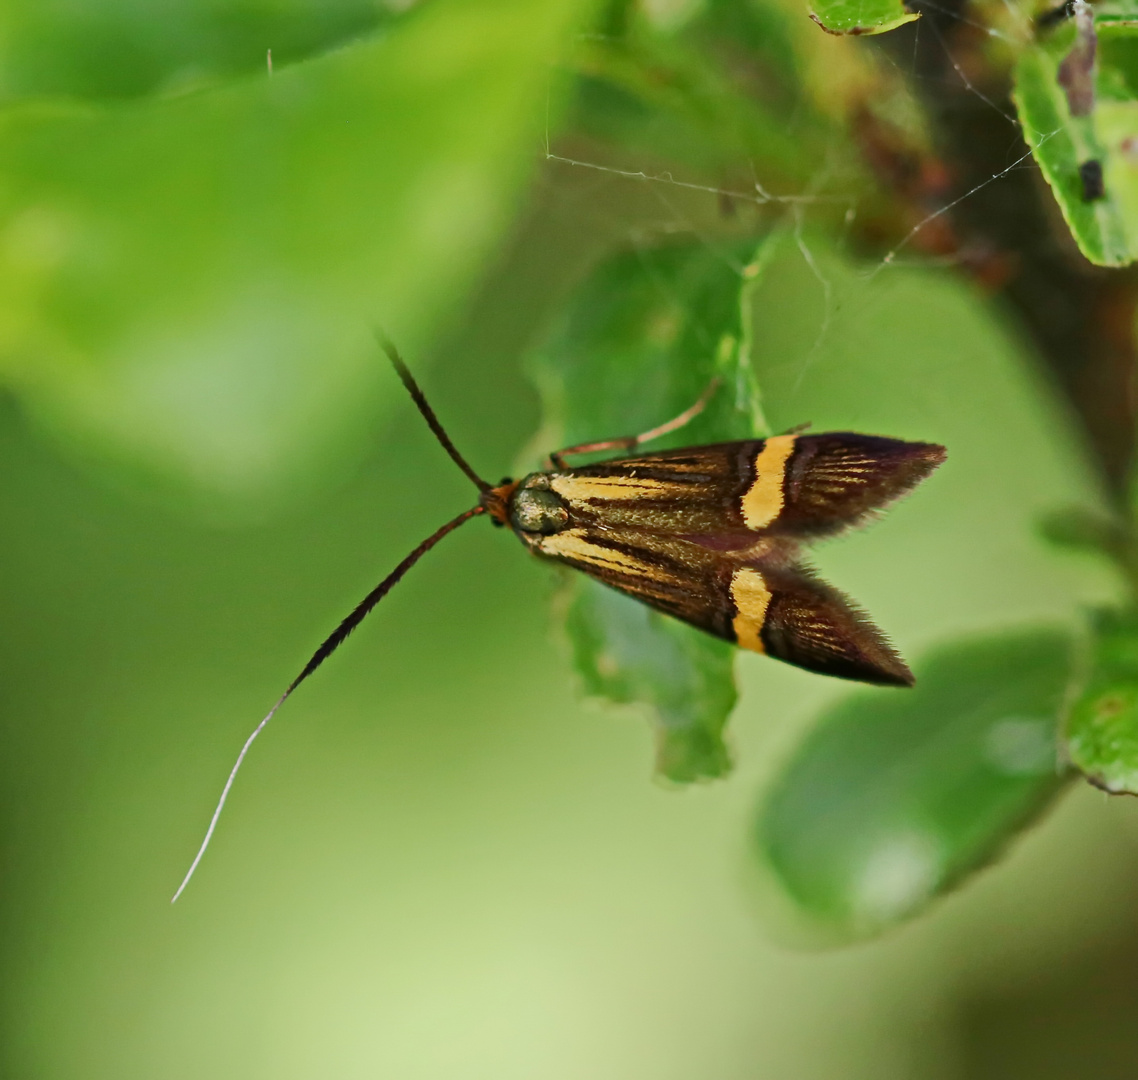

left=510, top=488, right=569, bottom=534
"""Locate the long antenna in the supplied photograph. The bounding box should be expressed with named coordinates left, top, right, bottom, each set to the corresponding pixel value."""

left=376, top=332, right=491, bottom=493
left=171, top=503, right=486, bottom=903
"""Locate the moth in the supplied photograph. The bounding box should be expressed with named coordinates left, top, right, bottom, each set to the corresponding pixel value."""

left=172, top=339, right=944, bottom=900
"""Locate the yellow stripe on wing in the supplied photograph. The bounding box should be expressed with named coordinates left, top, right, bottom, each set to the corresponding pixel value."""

left=536, top=529, right=660, bottom=578
left=549, top=475, right=691, bottom=504
left=740, top=435, right=796, bottom=529
left=730, top=567, right=772, bottom=653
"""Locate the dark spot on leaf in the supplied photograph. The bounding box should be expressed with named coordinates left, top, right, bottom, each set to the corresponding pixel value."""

left=1080, top=159, right=1105, bottom=202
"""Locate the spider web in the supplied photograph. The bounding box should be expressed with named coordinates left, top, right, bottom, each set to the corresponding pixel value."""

left=534, top=5, right=1060, bottom=420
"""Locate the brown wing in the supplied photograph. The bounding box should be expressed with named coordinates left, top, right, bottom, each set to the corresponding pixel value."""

left=527, top=525, right=738, bottom=640
left=742, top=563, right=913, bottom=686
left=771, top=433, right=946, bottom=538
left=524, top=526, right=913, bottom=686
left=547, top=433, right=945, bottom=544
left=544, top=441, right=764, bottom=542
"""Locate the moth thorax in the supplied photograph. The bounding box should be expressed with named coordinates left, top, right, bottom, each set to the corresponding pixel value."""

left=510, top=475, right=569, bottom=535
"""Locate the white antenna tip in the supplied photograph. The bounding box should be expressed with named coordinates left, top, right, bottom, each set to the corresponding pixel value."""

left=169, top=690, right=291, bottom=903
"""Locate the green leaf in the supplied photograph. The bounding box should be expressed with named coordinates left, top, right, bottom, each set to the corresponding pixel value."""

left=1067, top=608, right=1138, bottom=792
left=1095, top=0, right=1138, bottom=31
left=0, top=0, right=591, bottom=509
left=756, top=629, right=1074, bottom=941
left=569, top=1, right=819, bottom=187
left=0, top=0, right=396, bottom=102
left=530, top=232, right=780, bottom=782
left=566, top=578, right=737, bottom=783
left=1013, top=12, right=1138, bottom=267
left=806, top=0, right=918, bottom=37
left=1038, top=506, right=1131, bottom=557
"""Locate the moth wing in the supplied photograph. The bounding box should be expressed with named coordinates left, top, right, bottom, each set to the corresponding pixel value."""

left=743, top=562, right=913, bottom=686
left=548, top=434, right=944, bottom=542
left=773, top=433, right=945, bottom=538
left=546, top=443, right=763, bottom=542
left=528, top=526, right=913, bottom=686
left=527, top=527, right=736, bottom=640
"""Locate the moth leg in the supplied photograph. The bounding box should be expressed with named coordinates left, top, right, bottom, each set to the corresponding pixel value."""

left=548, top=377, right=720, bottom=470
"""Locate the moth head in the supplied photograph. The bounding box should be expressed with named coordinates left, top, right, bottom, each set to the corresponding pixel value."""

left=480, top=477, right=519, bottom=527
left=509, top=473, right=569, bottom=535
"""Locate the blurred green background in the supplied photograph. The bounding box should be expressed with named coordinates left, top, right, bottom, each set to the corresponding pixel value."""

left=5, top=0, right=1138, bottom=1076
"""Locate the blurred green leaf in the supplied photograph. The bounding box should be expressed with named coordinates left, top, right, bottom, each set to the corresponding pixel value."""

left=531, top=232, right=779, bottom=782
left=0, top=0, right=590, bottom=508
left=1038, top=505, right=1132, bottom=556
left=756, top=630, right=1073, bottom=940
left=806, top=0, right=918, bottom=37
left=1067, top=608, right=1138, bottom=792
left=1013, top=11, right=1138, bottom=267
left=568, top=0, right=826, bottom=189
left=0, top=0, right=399, bottom=103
